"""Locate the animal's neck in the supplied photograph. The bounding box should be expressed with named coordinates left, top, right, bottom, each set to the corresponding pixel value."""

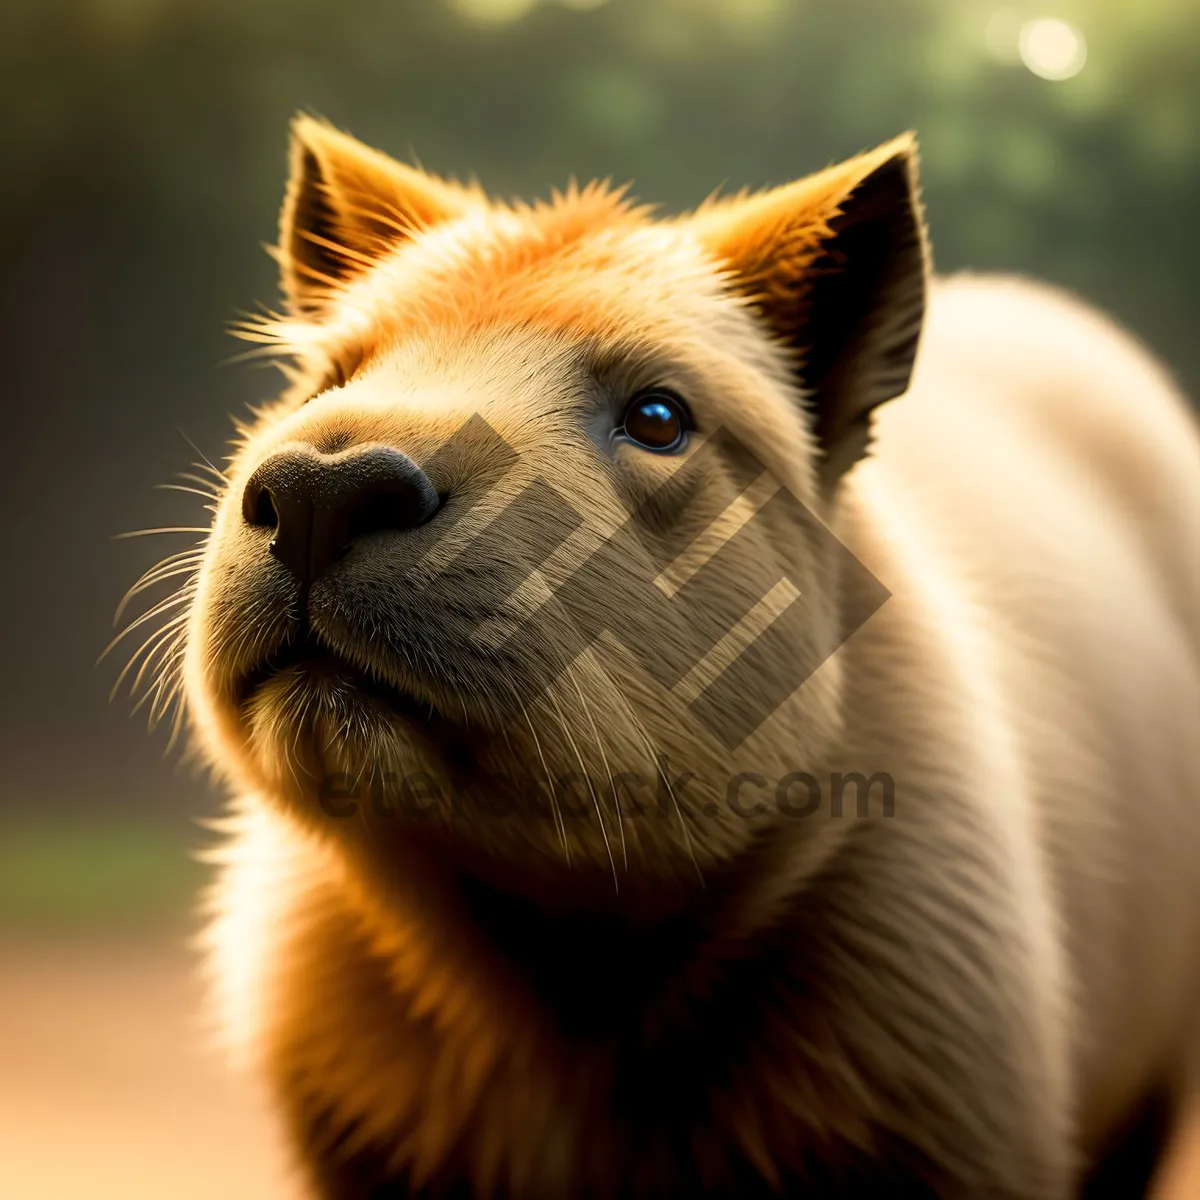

left=370, top=815, right=836, bottom=1050
left=275, top=809, right=860, bottom=1195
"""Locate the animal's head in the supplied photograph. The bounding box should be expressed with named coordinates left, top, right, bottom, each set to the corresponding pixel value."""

left=173, top=117, right=926, bottom=904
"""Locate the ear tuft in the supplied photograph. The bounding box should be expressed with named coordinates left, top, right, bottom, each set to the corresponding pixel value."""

left=278, top=115, right=481, bottom=318
left=694, top=134, right=929, bottom=492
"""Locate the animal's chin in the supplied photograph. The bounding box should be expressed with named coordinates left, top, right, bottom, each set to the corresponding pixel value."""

left=233, top=629, right=453, bottom=739
left=226, top=642, right=714, bottom=914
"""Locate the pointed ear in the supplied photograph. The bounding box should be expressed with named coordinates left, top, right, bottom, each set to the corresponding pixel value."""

left=693, top=134, right=929, bottom=491
left=278, top=115, right=481, bottom=317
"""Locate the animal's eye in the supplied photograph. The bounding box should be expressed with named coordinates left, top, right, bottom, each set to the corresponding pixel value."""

left=619, top=390, right=691, bottom=452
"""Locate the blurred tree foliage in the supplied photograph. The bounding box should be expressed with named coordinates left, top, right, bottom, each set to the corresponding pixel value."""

left=2, top=0, right=1198, bottom=388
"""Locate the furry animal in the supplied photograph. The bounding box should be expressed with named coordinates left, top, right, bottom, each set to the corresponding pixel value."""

left=158, top=117, right=1200, bottom=1196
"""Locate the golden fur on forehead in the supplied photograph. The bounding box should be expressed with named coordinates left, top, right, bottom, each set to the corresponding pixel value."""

left=246, top=181, right=709, bottom=397
left=240, top=128, right=914, bottom=416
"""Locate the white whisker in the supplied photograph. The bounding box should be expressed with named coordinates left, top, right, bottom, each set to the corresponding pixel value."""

left=548, top=685, right=617, bottom=890
left=101, top=588, right=194, bottom=664
left=522, top=702, right=569, bottom=866
left=568, top=665, right=627, bottom=872
left=115, top=526, right=212, bottom=539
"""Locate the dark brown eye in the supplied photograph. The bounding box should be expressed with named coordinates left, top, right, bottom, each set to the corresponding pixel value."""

left=620, top=390, right=690, bottom=452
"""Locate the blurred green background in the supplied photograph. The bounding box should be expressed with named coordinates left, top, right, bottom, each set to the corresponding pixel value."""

left=1, top=0, right=1198, bottom=929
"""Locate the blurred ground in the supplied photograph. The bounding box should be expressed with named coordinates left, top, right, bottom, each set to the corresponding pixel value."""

left=0, top=935, right=301, bottom=1200
left=3, top=932, right=1199, bottom=1198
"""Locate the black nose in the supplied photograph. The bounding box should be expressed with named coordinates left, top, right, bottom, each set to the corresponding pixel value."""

left=242, top=444, right=442, bottom=586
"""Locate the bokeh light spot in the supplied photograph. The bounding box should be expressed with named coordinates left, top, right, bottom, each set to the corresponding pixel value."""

left=1018, top=17, right=1087, bottom=81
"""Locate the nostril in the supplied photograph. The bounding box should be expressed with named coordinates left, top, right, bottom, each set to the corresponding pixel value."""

left=246, top=485, right=279, bottom=530
left=345, top=489, right=445, bottom=543
left=241, top=446, right=441, bottom=586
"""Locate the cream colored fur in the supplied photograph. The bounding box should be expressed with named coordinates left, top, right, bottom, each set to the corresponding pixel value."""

left=848, top=273, right=1200, bottom=1152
